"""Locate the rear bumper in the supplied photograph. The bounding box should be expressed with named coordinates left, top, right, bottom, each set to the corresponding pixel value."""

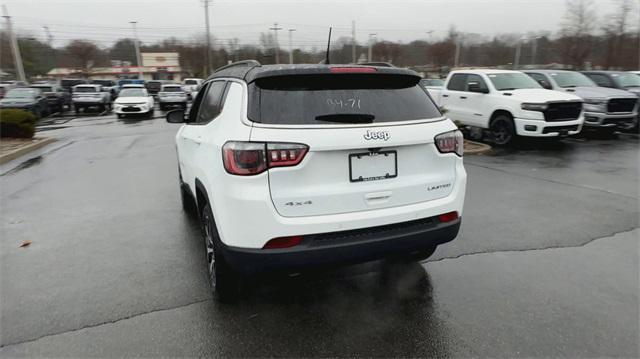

left=221, top=217, right=461, bottom=275
left=514, top=117, right=583, bottom=137
left=583, top=111, right=637, bottom=129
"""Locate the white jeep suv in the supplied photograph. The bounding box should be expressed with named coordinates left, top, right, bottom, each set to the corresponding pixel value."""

left=167, top=61, right=467, bottom=301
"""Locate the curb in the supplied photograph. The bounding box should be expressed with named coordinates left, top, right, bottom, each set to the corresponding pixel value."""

left=0, top=137, right=57, bottom=165
left=464, top=139, right=492, bottom=155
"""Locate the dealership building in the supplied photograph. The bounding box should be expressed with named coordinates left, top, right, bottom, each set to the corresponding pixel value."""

left=46, top=52, right=183, bottom=82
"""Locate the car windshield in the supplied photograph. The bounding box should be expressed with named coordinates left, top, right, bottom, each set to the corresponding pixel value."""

left=248, top=74, right=442, bottom=125
left=612, top=73, right=640, bottom=88
left=119, top=89, right=147, bottom=97
left=488, top=73, right=542, bottom=91
left=162, top=86, right=182, bottom=92
left=550, top=72, right=595, bottom=88
left=5, top=89, right=36, bottom=99
left=91, top=80, right=112, bottom=86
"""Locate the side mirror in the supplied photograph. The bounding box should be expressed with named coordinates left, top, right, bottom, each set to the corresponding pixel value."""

left=538, top=80, right=552, bottom=89
left=166, top=109, right=186, bottom=123
left=468, top=82, right=487, bottom=93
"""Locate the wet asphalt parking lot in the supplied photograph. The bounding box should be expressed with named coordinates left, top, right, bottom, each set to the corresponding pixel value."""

left=0, top=109, right=638, bottom=357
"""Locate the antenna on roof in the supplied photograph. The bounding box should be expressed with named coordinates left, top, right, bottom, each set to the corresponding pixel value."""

left=325, top=27, right=332, bottom=65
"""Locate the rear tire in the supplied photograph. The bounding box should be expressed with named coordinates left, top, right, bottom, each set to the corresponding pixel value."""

left=117, top=114, right=123, bottom=119
left=201, top=203, right=241, bottom=303
left=490, top=114, right=516, bottom=146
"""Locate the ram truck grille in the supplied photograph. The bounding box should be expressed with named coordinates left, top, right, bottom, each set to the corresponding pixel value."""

left=544, top=102, right=583, bottom=122
left=607, top=98, right=637, bottom=113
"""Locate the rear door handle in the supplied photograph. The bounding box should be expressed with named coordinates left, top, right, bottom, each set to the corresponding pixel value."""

left=193, top=137, right=202, bottom=145
left=460, top=96, right=467, bottom=99
left=442, top=94, right=449, bottom=98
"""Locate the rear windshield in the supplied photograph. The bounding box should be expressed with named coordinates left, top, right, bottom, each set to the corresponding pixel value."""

left=61, top=80, right=85, bottom=87
left=184, top=80, right=198, bottom=85
left=91, top=80, right=113, bottom=86
left=162, top=86, right=182, bottom=92
left=74, top=86, right=98, bottom=93
left=32, top=86, right=53, bottom=92
left=248, top=74, right=441, bottom=125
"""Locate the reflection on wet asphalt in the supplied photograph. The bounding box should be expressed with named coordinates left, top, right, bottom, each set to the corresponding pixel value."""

left=0, top=112, right=637, bottom=357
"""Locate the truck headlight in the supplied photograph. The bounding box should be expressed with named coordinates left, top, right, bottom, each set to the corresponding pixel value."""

left=583, top=98, right=606, bottom=112
left=521, top=103, right=548, bottom=111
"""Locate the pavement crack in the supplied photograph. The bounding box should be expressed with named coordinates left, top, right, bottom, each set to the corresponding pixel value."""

left=424, top=227, right=639, bottom=264
left=466, top=162, right=639, bottom=200
left=0, top=297, right=212, bottom=349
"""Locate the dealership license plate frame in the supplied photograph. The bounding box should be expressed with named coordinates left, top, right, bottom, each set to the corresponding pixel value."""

left=349, top=150, right=398, bottom=183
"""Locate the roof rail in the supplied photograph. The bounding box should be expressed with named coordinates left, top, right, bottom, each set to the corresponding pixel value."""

left=357, top=62, right=395, bottom=67
left=214, top=60, right=261, bottom=73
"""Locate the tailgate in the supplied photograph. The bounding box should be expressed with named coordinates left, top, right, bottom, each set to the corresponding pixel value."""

left=251, top=119, right=458, bottom=217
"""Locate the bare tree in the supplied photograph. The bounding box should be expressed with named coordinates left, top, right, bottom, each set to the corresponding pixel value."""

left=559, top=0, right=598, bottom=68
left=602, top=0, right=635, bottom=68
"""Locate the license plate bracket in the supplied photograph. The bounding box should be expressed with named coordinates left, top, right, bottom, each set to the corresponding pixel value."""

left=349, top=150, right=397, bottom=183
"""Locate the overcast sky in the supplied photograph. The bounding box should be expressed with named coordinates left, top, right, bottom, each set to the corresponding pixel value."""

left=3, top=0, right=632, bottom=49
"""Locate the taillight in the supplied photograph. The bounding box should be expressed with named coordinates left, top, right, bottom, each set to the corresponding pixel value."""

left=262, top=235, right=303, bottom=249
left=434, top=130, right=464, bottom=157
left=222, top=141, right=309, bottom=175
left=438, top=211, right=459, bottom=223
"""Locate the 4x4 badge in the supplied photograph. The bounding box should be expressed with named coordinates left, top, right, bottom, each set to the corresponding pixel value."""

left=363, top=130, right=390, bottom=141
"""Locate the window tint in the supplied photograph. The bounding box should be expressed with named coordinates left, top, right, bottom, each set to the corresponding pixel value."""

left=447, top=74, right=467, bottom=91
left=248, top=74, right=441, bottom=125
left=464, top=74, right=488, bottom=92
left=196, top=81, right=227, bottom=123
left=586, top=74, right=614, bottom=88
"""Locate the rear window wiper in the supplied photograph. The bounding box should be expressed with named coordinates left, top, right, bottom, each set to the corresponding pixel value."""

left=315, top=114, right=375, bottom=123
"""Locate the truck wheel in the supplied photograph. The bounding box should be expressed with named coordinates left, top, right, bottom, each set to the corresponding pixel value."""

left=490, top=114, right=516, bottom=146
left=73, top=105, right=80, bottom=114
left=201, top=203, right=241, bottom=302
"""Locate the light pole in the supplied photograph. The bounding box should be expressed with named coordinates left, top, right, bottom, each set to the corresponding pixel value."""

left=531, top=36, right=542, bottom=66
left=130, top=21, right=143, bottom=79
left=514, top=36, right=526, bottom=70
left=454, top=34, right=462, bottom=68
left=288, top=29, right=296, bottom=64
left=269, top=23, right=283, bottom=64
left=368, top=33, right=376, bottom=62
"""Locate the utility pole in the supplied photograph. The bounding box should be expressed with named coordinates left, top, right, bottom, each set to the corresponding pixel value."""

left=43, top=25, right=57, bottom=68
left=351, top=20, right=356, bottom=63
left=2, top=5, right=25, bottom=82
left=368, top=33, right=376, bottom=62
left=130, top=21, right=144, bottom=79
left=270, top=22, right=282, bottom=64
left=288, top=29, right=295, bottom=64
left=203, top=0, right=212, bottom=73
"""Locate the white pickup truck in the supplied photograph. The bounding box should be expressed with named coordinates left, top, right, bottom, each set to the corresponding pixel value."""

left=428, top=69, right=584, bottom=145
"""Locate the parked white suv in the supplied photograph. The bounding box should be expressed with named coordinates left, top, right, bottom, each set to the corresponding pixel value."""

left=429, top=69, right=584, bottom=145
left=167, top=61, right=467, bottom=301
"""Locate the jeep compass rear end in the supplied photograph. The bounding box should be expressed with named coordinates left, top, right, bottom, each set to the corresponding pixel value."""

left=168, top=61, right=467, bottom=301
